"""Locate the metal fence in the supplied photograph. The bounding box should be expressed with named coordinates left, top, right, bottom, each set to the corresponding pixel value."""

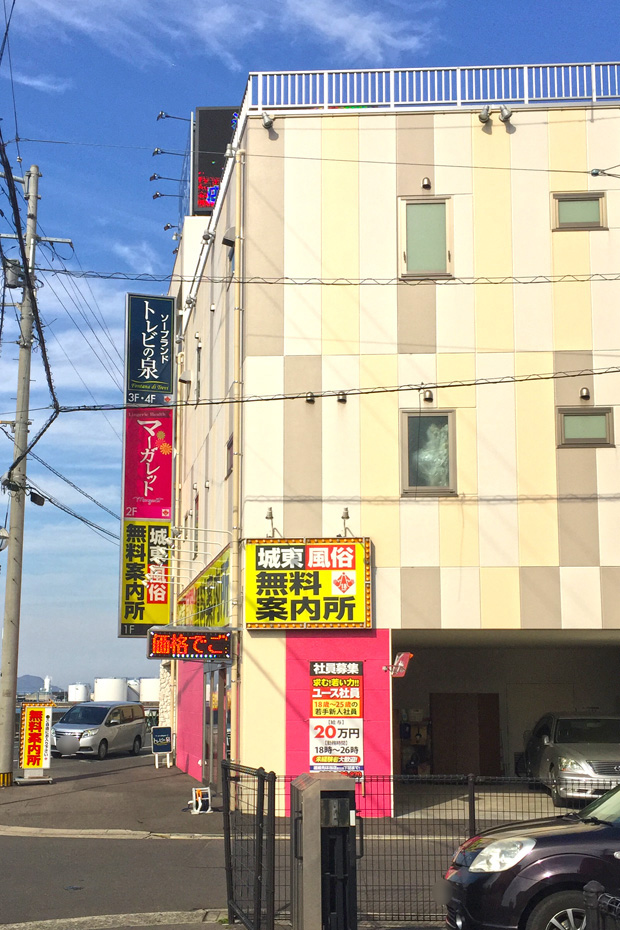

left=585, top=881, right=620, bottom=930
left=222, top=761, right=277, bottom=930
left=248, top=62, right=620, bottom=111
left=225, top=770, right=611, bottom=927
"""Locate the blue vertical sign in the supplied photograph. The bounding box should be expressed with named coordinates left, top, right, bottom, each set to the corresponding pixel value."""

left=125, top=294, right=175, bottom=406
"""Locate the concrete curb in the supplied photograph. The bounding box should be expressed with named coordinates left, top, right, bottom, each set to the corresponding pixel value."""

left=0, top=911, right=229, bottom=929
left=0, top=824, right=225, bottom=841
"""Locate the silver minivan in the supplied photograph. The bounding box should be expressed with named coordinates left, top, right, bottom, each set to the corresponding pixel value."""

left=51, top=701, right=147, bottom=760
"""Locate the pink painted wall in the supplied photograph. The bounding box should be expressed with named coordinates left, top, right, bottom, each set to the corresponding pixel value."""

left=285, top=630, right=392, bottom=815
left=176, top=660, right=203, bottom=782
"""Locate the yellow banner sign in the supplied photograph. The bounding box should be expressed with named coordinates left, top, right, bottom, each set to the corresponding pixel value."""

left=119, top=519, right=171, bottom=636
left=178, top=545, right=230, bottom=627
left=245, top=538, right=371, bottom=630
left=20, top=704, right=53, bottom=770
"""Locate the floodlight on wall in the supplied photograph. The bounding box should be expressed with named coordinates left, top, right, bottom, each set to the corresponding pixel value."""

left=266, top=507, right=274, bottom=537
left=478, top=105, right=491, bottom=123
left=337, top=392, right=347, bottom=404
left=163, top=223, right=178, bottom=231
left=580, top=387, right=591, bottom=401
left=203, top=230, right=216, bottom=244
left=262, top=111, right=275, bottom=130
left=499, top=105, right=513, bottom=123
left=150, top=173, right=182, bottom=182
left=305, top=392, right=315, bottom=404
left=225, top=144, right=237, bottom=158
left=156, top=111, right=190, bottom=122
left=178, top=370, right=193, bottom=385
left=423, top=389, right=434, bottom=403
left=421, top=177, right=432, bottom=190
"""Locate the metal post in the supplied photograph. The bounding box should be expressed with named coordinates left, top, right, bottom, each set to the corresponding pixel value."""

left=467, top=774, right=476, bottom=837
left=584, top=881, right=604, bottom=930
left=229, top=147, right=245, bottom=765
left=0, top=166, right=40, bottom=786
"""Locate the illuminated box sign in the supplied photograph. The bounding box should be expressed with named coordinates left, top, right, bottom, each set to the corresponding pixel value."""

left=245, top=538, right=372, bottom=630
left=125, top=294, right=174, bottom=406
left=119, top=519, right=171, bottom=638
left=123, top=407, right=173, bottom=520
left=192, top=107, right=238, bottom=216
left=178, top=545, right=230, bottom=628
left=147, top=626, right=231, bottom=661
left=309, top=662, right=364, bottom=777
left=19, top=704, right=53, bottom=771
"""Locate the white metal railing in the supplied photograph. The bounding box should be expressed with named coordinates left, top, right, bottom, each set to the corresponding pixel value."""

left=248, top=62, right=620, bottom=111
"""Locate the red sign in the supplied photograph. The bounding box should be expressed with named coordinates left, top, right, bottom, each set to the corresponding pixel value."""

left=123, top=407, right=173, bottom=520
left=147, top=627, right=231, bottom=661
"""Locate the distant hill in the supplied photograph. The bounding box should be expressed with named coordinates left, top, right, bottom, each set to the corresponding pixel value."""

left=17, top=675, right=64, bottom=693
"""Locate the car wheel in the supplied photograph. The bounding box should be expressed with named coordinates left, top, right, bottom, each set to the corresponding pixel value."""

left=97, top=740, right=108, bottom=761
left=130, top=736, right=141, bottom=756
left=526, top=891, right=586, bottom=930
left=549, top=767, right=563, bottom=808
left=51, top=750, right=61, bottom=758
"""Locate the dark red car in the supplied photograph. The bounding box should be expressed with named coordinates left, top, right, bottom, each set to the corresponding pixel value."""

left=439, top=786, right=620, bottom=930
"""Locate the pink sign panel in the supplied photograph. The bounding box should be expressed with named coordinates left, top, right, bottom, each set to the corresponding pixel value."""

left=123, top=407, right=173, bottom=520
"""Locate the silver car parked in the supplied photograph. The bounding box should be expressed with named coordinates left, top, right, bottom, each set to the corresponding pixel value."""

left=51, top=701, right=147, bottom=760
left=524, top=712, right=620, bottom=806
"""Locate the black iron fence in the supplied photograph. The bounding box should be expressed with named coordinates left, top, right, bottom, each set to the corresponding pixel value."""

left=222, top=761, right=277, bottom=930
left=225, top=770, right=611, bottom=927
left=585, top=882, right=620, bottom=930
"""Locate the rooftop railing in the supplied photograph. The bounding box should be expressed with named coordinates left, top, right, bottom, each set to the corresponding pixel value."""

left=248, top=62, right=620, bottom=111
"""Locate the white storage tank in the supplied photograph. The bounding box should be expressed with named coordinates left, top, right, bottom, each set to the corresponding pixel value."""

left=139, top=677, right=160, bottom=703
left=127, top=678, right=140, bottom=701
left=43, top=675, right=52, bottom=693
left=68, top=683, right=91, bottom=703
left=94, top=677, right=127, bottom=702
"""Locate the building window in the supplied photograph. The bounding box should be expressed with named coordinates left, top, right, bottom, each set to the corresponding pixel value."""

left=401, top=410, right=456, bottom=495
left=552, top=192, right=606, bottom=230
left=399, top=197, right=452, bottom=277
left=226, top=435, right=233, bottom=478
left=557, top=407, right=614, bottom=447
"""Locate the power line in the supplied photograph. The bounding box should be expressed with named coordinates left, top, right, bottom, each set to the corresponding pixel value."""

left=33, top=267, right=620, bottom=287
left=25, top=478, right=120, bottom=543
left=0, top=426, right=120, bottom=519
left=13, top=134, right=614, bottom=178
left=52, top=364, right=620, bottom=415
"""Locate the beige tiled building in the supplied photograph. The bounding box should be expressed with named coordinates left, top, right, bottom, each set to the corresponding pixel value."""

left=169, top=64, right=620, bottom=780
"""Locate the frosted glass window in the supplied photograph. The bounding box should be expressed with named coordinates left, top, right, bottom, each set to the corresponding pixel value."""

left=558, top=408, right=614, bottom=447
left=553, top=193, right=605, bottom=230
left=402, top=412, right=456, bottom=494
left=405, top=202, right=446, bottom=274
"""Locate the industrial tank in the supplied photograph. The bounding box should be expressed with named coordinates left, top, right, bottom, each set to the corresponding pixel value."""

left=127, top=679, right=140, bottom=701
left=139, top=678, right=160, bottom=703
left=93, top=678, right=128, bottom=702
left=68, top=683, right=91, bottom=703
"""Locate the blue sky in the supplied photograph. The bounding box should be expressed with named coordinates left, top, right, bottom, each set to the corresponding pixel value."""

left=0, top=0, right=619, bottom=687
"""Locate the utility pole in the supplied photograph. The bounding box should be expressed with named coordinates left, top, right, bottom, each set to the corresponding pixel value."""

left=0, top=165, right=40, bottom=786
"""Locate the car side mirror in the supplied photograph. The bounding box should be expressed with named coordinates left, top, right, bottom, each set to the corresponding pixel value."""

left=107, top=719, right=119, bottom=727
left=542, top=735, right=550, bottom=745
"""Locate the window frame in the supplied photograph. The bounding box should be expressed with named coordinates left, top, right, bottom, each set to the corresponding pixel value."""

left=400, top=409, right=457, bottom=496
left=225, top=434, right=234, bottom=478
left=552, top=191, right=607, bottom=231
left=398, top=196, right=454, bottom=279
left=557, top=406, right=614, bottom=448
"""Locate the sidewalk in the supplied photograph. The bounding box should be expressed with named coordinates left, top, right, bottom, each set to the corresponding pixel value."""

left=0, top=755, right=223, bottom=838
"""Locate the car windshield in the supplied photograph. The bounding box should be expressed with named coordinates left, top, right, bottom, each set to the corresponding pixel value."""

left=59, top=705, right=108, bottom=726
left=580, top=785, right=620, bottom=825
left=555, top=718, right=620, bottom=744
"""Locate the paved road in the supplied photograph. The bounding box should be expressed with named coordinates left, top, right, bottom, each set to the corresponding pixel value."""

left=0, top=749, right=228, bottom=928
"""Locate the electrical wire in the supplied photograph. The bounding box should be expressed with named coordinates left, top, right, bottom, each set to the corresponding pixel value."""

left=33, top=267, right=620, bottom=287
left=25, top=478, right=120, bottom=543
left=0, top=426, right=120, bottom=519
left=13, top=134, right=616, bottom=179
left=49, top=364, right=620, bottom=415
left=0, top=0, right=16, bottom=68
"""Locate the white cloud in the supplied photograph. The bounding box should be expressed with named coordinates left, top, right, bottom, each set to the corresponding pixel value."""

left=14, top=0, right=439, bottom=69
left=110, top=240, right=160, bottom=277
left=1, top=71, right=72, bottom=93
